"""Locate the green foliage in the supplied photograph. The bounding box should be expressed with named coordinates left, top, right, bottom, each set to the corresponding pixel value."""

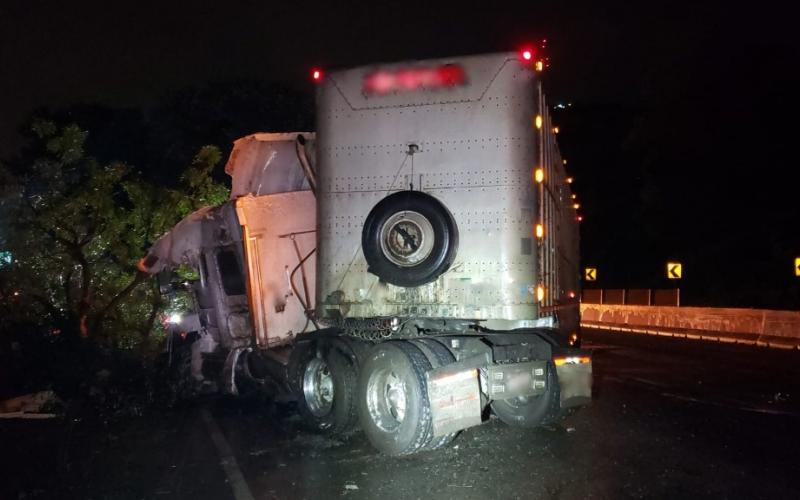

left=177, top=145, right=231, bottom=214
left=174, top=264, right=200, bottom=282
left=0, top=121, right=229, bottom=346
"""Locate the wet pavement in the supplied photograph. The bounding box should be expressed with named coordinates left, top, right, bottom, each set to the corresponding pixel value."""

left=3, top=329, right=800, bottom=499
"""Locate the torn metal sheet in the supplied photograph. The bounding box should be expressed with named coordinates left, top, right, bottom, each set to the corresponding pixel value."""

left=138, top=206, right=213, bottom=274
left=225, top=132, right=315, bottom=199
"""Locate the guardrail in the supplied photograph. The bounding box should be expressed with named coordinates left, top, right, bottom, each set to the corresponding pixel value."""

left=582, top=288, right=680, bottom=306
left=580, top=303, right=800, bottom=350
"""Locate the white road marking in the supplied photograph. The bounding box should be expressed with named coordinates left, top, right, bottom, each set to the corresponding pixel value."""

left=603, top=376, right=800, bottom=417
left=659, top=392, right=800, bottom=418
left=200, top=408, right=256, bottom=500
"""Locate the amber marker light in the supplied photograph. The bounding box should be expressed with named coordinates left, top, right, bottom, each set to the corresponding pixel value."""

left=566, top=177, right=574, bottom=184
left=554, top=356, right=591, bottom=366
left=534, top=168, right=544, bottom=183
left=535, top=115, right=542, bottom=129
left=536, top=285, right=545, bottom=302
left=535, top=224, right=544, bottom=239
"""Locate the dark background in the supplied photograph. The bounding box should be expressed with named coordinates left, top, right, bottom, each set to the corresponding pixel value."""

left=1, top=0, right=798, bottom=308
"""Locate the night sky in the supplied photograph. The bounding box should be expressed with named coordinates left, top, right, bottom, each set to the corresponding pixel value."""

left=2, top=1, right=798, bottom=308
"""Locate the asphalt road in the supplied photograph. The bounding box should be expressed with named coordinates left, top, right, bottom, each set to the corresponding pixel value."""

left=3, top=329, right=800, bottom=499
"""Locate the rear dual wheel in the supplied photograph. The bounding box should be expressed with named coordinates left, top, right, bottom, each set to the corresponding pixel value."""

left=291, top=338, right=459, bottom=454
left=410, top=338, right=458, bottom=450
left=490, top=362, right=561, bottom=428
left=358, top=340, right=457, bottom=455
left=358, top=341, right=433, bottom=455
left=289, top=341, right=358, bottom=435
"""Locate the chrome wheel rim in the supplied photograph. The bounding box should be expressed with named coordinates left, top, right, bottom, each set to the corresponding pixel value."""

left=379, top=211, right=434, bottom=267
left=302, top=357, right=334, bottom=417
left=366, top=367, right=408, bottom=432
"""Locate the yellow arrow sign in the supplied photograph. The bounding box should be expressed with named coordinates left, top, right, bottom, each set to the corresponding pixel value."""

left=795, top=257, right=800, bottom=277
left=585, top=267, right=597, bottom=281
left=667, top=262, right=682, bottom=279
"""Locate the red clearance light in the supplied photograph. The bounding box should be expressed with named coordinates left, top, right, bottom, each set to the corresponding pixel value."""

left=312, top=68, right=323, bottom=82
left=363, top=64, right=466, bottom=95
left=522, top=49, right=533, bottom=61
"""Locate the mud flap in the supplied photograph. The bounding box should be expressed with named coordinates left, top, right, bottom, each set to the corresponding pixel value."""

left=426, top=368, right=482, bottom=437
left=556, top=361, right=592, bottom=408
left=485, top=361, right=549, bottom=400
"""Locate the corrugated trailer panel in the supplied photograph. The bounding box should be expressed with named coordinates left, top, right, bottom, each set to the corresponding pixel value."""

left=315, top=52, right=578, bottom=331
left=536, top=87, right=579, bottom=327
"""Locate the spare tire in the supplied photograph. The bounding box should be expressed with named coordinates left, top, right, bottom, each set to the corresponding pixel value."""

left=362, top=191, right=458, bottom=287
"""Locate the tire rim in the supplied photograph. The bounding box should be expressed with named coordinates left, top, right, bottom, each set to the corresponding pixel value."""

left=303, top=357, right=334, bottom=417
left=366, top=368, right=408, bottom=432
left=379, top=211, right=434, bottom=267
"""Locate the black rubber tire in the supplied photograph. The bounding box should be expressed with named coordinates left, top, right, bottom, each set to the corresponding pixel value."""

left=362, top=190, right=458, bottom=287
left=357, top=341, right=434, bottom=456
left=288, top=341, right=358, bottom=435
left=411, top=338, right=459, bottom=450
left=490, top=362, right=561, bottom=428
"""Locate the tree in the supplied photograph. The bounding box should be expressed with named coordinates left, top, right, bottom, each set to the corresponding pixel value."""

left=0, top=121, right=228, bottom=345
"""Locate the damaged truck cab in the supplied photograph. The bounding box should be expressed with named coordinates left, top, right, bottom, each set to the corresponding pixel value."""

left=142, top=52, right=592, bottom=455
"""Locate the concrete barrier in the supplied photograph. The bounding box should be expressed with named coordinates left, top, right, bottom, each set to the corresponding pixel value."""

left=580, top=304, right=800, bottom=349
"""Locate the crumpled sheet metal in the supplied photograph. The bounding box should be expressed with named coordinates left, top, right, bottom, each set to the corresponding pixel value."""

left=225, top=132, right=315, bottom=199
left=138, top=206, right=214, bottom=274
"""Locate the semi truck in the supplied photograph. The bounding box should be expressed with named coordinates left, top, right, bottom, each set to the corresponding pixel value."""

left=140, top=51, right=591, bottom=455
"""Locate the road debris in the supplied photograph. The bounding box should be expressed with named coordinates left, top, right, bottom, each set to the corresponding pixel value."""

left=0, top=390, right=60, bottom=419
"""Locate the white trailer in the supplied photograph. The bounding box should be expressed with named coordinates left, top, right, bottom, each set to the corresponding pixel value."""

left=142, top=51, right=591, bottom=455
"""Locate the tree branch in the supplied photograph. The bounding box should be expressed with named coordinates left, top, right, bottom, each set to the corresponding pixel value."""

left=91, top=271, right=149, bottom=337
left=28, top=293, right=62, bottom=319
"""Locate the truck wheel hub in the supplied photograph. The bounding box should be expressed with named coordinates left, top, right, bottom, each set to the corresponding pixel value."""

left=303, top=357, right=334, bottom=417
left=366, top=369, right=408, bottom=431
left=379, top=211, right=434, bottom=267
